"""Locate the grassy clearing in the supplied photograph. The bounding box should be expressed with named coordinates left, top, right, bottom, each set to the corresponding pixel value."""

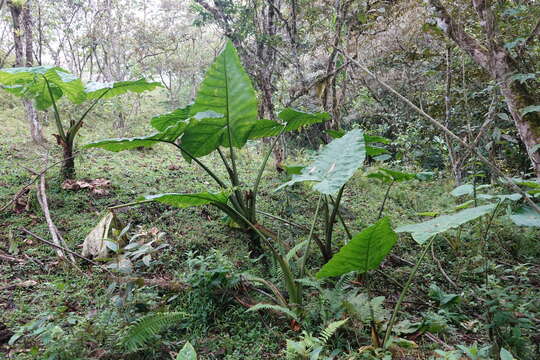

left=1, top=99, right=539, bottom=359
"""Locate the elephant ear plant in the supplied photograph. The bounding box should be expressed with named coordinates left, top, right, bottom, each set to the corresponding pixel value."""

left=85, top=40, right=328, bottom=246
left=277, top=129, right=367, bottom=262
left=0, top=66, right=161, bottom=179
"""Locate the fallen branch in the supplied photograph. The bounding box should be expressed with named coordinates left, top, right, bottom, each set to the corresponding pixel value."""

left=0, top=252, right=26, bottom=264
left=20, top=228, right=112, bottom=274
left=0, top=279, right=37, bottom=292
left=35, top=172, right=76, bottom=263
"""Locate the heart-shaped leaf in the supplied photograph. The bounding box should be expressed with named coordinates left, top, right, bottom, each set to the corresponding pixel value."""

left=277, top=129, right=366, bottom=195
left=317, top=217, right=397, bottom=278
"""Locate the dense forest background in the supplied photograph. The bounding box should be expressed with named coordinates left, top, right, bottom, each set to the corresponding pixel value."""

left=0, top=1, right=539, bottom=359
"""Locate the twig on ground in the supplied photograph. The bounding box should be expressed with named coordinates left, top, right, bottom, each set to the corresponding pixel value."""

left=23, top=254, right=48, bottom=272
left=0, top=252, right=26, bottom=264
left=0, top=151, right=80, bottom=213
left=0, top=280, right=38, bottom=292
left=431, top=243, right=458, bottom=289
left=425, top=332, right=454, bottom=351
left=20, top=228, right=112, bottom=275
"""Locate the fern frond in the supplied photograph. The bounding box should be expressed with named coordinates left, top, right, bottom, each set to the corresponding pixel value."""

left=286, top=239, right=307, bottom=262
left=247, top=303, right=299, bottom=322
left=335, top=272, right=356, bottom=292
left=122, top=311, right=186, bottom=352
left=319, top=318, right=348, bottom=345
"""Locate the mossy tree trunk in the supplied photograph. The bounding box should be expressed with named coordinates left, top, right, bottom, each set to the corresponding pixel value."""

left=429, top=0, right=540, bottom=179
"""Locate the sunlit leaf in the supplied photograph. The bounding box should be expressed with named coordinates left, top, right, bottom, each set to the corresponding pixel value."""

left=176, top=341, right=197, bottom=360
left=0, top=66, right=85, bottom=109
left=509, top=206, right=540, bottom=227
left=181, top=40, right=258, bottom=155
left=317, top=217, right=397, bottom=278
left=85, top=78, right=161, bottom=99
left=139, top=191, right=230, bottom=208
left=277, top=129, right=366, bottom=195
left=396, top=204, right=496, bottom=244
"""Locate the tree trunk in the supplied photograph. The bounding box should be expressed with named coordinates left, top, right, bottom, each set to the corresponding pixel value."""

left=499, top=81, right=540, bottom=178
left=8, top=0, right=46, bottom=145
left=428, top=0, right=540, bottom=179
left=61, top=141, right=76, bottom=180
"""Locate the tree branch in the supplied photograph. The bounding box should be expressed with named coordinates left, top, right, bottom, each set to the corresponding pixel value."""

left=427, top=0, right=490, bottom=70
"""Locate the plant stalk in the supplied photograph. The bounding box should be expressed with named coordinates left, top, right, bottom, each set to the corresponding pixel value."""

left=299, top=194, right=322, bottom=277
left=383, top=236, right=435, bottom=347
left=378, top=180, right=394, bottom=220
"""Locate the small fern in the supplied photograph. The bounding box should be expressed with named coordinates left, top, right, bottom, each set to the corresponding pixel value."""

left=122, top=311, right=186, bottom=352
left=247, top=303, right=300, bottom=322
left=319, top=318, right=348, bottom=344
left=286, top=240, right=308, bottom=262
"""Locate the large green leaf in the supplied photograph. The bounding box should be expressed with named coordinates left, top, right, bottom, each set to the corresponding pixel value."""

left=367, top=168, right=417, bottom=183
left=317, top=217, right=397, bottom=278
left=140, top=191, right=230, bottom=208
left=180, top=111, right=230, bottom=158
left=246, top=108, right=330, bottom=139
left=151, top=105, right=192, bottom=132
left=396, top=204, right=496, bottom=244
left=509, top=206, right=540, bottom=227
left=84, top=120, right=189, bottom=152
left=278, top=108, right=330, bottom=132
left=0, top=66, right=85, bottom=109
left=84, top=78, right=161, bottom=99
left=277, top=129, right=366, bottom=195
left=181, top=40, right=258, bottom=155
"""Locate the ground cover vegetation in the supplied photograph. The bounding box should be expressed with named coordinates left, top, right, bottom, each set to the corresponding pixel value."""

left=0, top=1, right=539, bottom=359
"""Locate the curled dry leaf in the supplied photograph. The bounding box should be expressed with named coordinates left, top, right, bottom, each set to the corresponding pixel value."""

left=81, top=212, right=126, bottom=259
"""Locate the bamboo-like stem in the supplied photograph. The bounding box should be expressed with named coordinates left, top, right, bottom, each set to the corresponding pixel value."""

left=44, top=78, right=65, bottom=140
left=250, top=125, right=288, bottom=219
left=482, top=200, right=501, bottom=288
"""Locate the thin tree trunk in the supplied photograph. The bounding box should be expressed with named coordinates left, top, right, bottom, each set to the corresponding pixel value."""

left=61, top=141, right=76, bottom=180
left=9, top=0, right=46, bottom=145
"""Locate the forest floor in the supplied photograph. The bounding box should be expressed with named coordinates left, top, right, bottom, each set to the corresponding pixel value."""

left=0, top=105, right=539, bottom=360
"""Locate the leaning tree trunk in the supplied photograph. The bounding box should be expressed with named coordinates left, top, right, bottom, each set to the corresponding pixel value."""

left=428, top=0, right=540, bottom=179
left=499, top=81, right=540, bottom=178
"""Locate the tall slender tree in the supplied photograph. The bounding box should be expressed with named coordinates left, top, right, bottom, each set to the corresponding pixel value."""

left=7, top=0, right=45, bottom=144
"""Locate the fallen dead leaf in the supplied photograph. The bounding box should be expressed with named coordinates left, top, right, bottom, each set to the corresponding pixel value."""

left=62, top=178, right=111, bottom=196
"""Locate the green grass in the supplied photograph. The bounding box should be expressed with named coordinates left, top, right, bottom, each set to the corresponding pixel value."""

left=1, top=97, right=539, bottom=359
